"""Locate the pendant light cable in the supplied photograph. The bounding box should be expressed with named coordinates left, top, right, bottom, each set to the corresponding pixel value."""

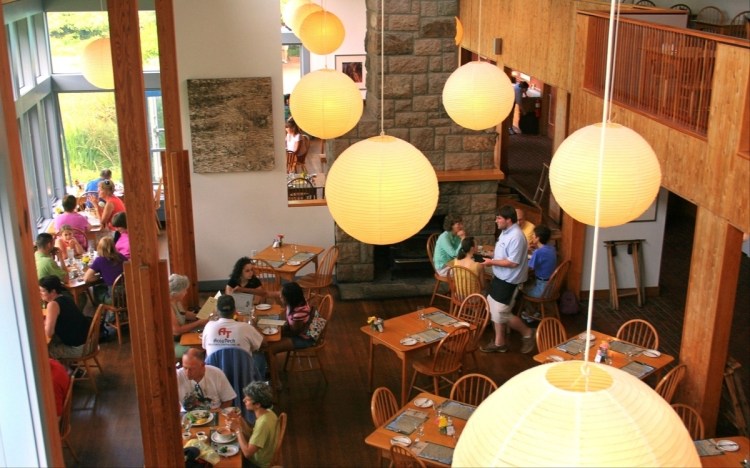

left=379, top=0, right=384, bottom=136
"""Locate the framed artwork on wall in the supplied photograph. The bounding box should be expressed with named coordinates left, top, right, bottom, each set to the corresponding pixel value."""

left=335, top=54, right=366, bottom=90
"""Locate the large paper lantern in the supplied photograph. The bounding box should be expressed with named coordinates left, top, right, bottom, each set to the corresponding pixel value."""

left=282, top=0, right=309, bottom=28
left=442, top=61, right=514, bottom=131
left=550, top=122, right=661, bottom=227
left=326, top=135, right=439, bottom=245
left=289, top=69, right=363, bottom=139
left=454, top=361, right=700, bottom=467
left=299, top=10, right=345, bottom=55
left=290, top=3, right=323, bottom=32
left=81, top=38, right=114, bottom=89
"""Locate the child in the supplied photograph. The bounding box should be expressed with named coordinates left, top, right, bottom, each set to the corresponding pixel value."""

left=55, top=224, right=84, bottom=262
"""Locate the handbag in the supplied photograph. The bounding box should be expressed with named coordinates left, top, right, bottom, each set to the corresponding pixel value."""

left=305, top=309, right=327, bottom=342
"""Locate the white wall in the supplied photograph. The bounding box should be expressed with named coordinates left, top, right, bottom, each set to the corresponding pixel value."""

left=581, top=188, right=669, bottom=292
left=174, top=0, right=334, bottom=282
left=307, top=0, right=366, bottom=72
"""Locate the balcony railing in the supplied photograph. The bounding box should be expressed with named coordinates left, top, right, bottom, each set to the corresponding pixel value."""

left=584, top=15, right=717, bottom=137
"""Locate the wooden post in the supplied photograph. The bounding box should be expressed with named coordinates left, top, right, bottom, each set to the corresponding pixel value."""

left=108, top=2, right=182, bottom=465
left=678, top=207, right=743, bottom=435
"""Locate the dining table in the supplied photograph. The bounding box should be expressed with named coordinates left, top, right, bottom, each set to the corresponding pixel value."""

left=361, top=308, right=475, bottom=405
left=365, top=391, right=470, bottom=467
left=697, top=435, right=749, bottom=467
left=533, top=329, right=675, bottom=381
left=182, top=409, right=242, bottom=467
left=251, top=243, right=324, bottom=282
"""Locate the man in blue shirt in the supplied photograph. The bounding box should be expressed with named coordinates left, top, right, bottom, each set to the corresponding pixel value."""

left=432, top=216, right=466, bottom=276
left=481, top=205, right=535, bottom=354
left=521, top=225, right=557, bottom=321
left=84, top=169, right=112, bottom=207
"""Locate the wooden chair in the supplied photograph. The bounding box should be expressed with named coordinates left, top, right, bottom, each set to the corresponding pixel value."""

left=271, top=411, right=287, bottom=467
left=655, top=364, right=687, bottom=403
left=59, top=374, right=79, bottom=463
left=727, top=11, right=750, bottom=39
left=283, top=294, right=334, bottom=384
left=455, top=293, right=490, bottom=370
left=426, top=233, right=451, bottom=307
left=449, top=373, right=497, bottom=406
left=669, top=3, right=692, bottom=16
left=635, top=0, right=655, bottom=6
left=535, top=317, right=567, bottom=353
left=447, top=265, right=482, bottom=315
left=695, top=6, right=725, bottom=32
left=297, top=245, right=339, bottom=297
left=287, top=176, right=316, bottom=200
left=60, top=304, right=104, bottom=393
left=371, top=386, right=399, bottom=466
left=109, top=273, right=129, bottom=345
left=671, top=403, right=705, bottom=440
left=516, top=260, right=570, bottom=320
left=389, top=444, right=426, bottom=468
left=408, top=328, right=471, bottom=398
left=253, top=259, right=281, bottom=305
left=616, top=318, right=659, bottom=350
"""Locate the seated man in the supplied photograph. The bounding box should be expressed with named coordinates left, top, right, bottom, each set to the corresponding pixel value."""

left=35, top=233, right=69, bottom=284
left=516, top=208, right=536, bottom=250
left=84, top=168, right=111, bottom=208
left=433, top=216, right=465, bottom=276
left=202, top=295, right=266, bottom=377
left=522, top=225, right=557, bottom=321
left=176, top=348, right=236, bottom=411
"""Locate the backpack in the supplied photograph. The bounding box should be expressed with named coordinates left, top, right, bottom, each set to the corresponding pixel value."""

left=559, top=290, right=579, bottom=315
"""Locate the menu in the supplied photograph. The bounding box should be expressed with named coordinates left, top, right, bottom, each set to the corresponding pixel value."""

left=196, top=291, right=221, bottom=319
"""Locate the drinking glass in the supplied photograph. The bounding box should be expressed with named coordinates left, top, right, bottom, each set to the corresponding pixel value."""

left=415, top=424, right=425, bottom=442
left=417, top=306, right=425, bottom=321
left=280, top=251, right=286, bottom=262
left=181, top=417, right=192, bottom=433
left=427, top=320, right=433, bottom=330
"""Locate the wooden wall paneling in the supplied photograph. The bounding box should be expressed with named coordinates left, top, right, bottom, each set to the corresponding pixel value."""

left=679, top=209, right=743, bottom=434
left=0, top=7, right=64, bottom=466
left=107, top=1, right=183, bottom=466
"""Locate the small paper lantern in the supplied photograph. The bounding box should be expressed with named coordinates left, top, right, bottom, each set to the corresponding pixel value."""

left=442, top=61, right=514, bottom=131
left=455, top=16, right=464, bottom=45
left=282, top=0, right=309, bottom=28
left=550, top=122, right=661, bottom=227
left=81, top=38, right=114, bottom=89
left=290, top=3, right=323, bottom=32
left=289, top=69, right=363, bottom=139
left=454, top=361, right=700, bottom=467
left=299, top=10, right=345, bottom=55
left=326, top=135, right=439, bottom=245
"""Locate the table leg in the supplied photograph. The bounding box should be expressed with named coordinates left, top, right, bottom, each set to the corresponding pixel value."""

left=367, top=337, right=374, bottom=391
left=401, top=357, right=409, bottom=406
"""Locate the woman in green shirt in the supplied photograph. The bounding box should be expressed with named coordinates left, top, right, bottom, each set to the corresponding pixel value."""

left=228, top=381, right=279, bottom=468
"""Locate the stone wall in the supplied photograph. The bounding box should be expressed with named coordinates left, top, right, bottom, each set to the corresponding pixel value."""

left=332, top=0, right=498, bottom=283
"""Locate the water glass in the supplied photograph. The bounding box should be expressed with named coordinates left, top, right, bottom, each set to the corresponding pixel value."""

left=417, top=306, right=425, bottom=321
left=427, top=320, right=433, bottom=330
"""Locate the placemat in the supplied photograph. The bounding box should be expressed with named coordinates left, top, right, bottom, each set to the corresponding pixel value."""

left=289, top=252, right=316, bottom=262
left=385, top=409, right=429, bottom=435
left=423, top=311, right=457, bottom=326
left=436, top=400, right=476, bottom=420
left=620, top=361, right=655, bottom=379
left=609, top=340, right=645, bottom=356
left=413, top=329, right=447, bottom=344
left=415, top=442, right=454, bottom=465
left=694, top=439, right=724, bottom=457
left=262, top=260, right=285, bottom=268
left=556, top=337, right=593, bottom=355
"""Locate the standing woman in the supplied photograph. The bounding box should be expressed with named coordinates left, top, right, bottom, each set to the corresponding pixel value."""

left=89, top=179, right=125, bottom=230
left=285, top=118, right=301, bottom=173
left=169, top=274, right=210, bottom=359
left=40, top=275, right=90, bottom=359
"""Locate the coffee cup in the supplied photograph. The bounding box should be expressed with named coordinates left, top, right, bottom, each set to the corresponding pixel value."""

left=215, top=427, right=234, bottom=443
left=182, top=431, right=191, bottom=441
left=196, top=431, right=207, bottom=442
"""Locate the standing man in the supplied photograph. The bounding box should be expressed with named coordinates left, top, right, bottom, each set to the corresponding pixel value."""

left=35, top=233, right=69, bottom=284
left=480, top=205, right=535, bottom=353
left=511, top=81, right=529, bottom=134
left=433, top=215, right=466, bottom=276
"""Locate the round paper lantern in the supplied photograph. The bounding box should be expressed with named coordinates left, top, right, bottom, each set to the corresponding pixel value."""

left=454, top=361, right=700, bottom=467
left=455, top=16, right=464, bottom=45
left=289, top=69, right=363, bottom=139
left=282, top=0, right=309, bottom=28
left=299, top=10, right=345, bottom=55
left=81, top=38, right=114, bottom=89
left=326, top=135, right=439, bottom=245
left=442, top=61, right=514, bottom=131
left=549, top=122, right=661, bottom=227
left=290, top=3, right=323, bottom=32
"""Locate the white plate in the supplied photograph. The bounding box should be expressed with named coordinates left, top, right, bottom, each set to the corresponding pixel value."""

left=578, top=333, right=596, bottom=341
left=400, top=337, right=418, bottom=346
left=187, top=410, right=214, bottom=426
left=212, top=431, right=237, bottom=444
left=716, top=440, right=739, bottom=452
left=454, top=321, right=471, bottom=328
left=262, top=326, right=279, bottom=335
left=642, top=349, right=661, bottom=358
left=390, top=436, right=411, bottom=447
left=547, top=355, right=565, bottom=363
left=287, top=260, right=301, bottom=266
left=216, top=444, right=239, bottom=457
left=413, top=397, right=433, bottom=408
left=256, top=304, right=272, bottom=311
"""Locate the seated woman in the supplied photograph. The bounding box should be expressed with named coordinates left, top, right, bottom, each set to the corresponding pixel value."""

left=40, top=275, right=90, bottom=359
left=83, top=237, right=126, bottom=305
left=226, top=257, right=276, bottom=303
left=89, top=179, right=125, bottom=230
left=452, top=236, right=486, bottom=290
left=111, top=212, right=130, bottom=259
left=54, top=195, right=90, bottom=248
left=227, top=381, right=279, bottom=468
left=170, top=274, right=210, bottom=359
left=55, top=224, right=85, bottom=262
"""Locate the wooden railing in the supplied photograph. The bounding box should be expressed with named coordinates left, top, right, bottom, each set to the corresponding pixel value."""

left=584, top=15, right=717, bottom=137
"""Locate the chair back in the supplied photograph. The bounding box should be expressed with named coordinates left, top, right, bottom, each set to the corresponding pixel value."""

left=112, top=273, right=127, bottom=309
left=429, top=328, right=471, bottom=374
left=728, top=11, right=750, bottom=38
left=655, top=364, right=687, bottom=404
left=536, top=317, right=567, bottom=353
left=669, top=3, right=692, bottom=15
left=539, top=260, right=570, bottom=301
left=205, top=348, right=263, bottom=421
left=307, top=293, right=334, bottom=346
left=616, top=318, right=659, bottom=350
left=313, top=246, right=339, bottom=287
left=271, top=412, right=287, bottom=467
left=456, top=293, right=490, bottom=354
left=371, top=387, right=399, bottom=427
left=449, top=373, right=497, bottom=406
left=287, top=177, right=316, bottom=199
left=635, top=0, right=655, bottom=5
left=59, top=373, right=74, bottom=438
left=84, top=305, right=105, bottom=356
left=696, top=6, right=725, bottom=25
left=426, top=233, right=440, bottom=275
left=449, top=266, right=482, bottom=306
left=671, top=403, right=705, bottom=440
left=389, top=444, right=426, bottom=468
left=253, top=259, right=281, bottom=303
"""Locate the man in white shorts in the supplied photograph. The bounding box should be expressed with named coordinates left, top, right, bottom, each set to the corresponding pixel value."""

left=480, top=205, right=536, bottom=354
